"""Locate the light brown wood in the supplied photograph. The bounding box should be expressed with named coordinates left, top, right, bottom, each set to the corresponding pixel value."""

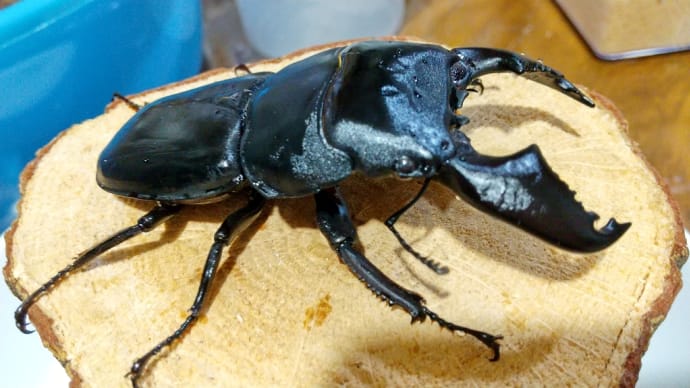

left=4, top=40, right=685, bottom=387
left=402, top=0, right=690, bottom=228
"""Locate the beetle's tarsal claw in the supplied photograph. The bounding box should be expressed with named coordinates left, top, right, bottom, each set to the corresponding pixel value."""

left=14, top=305, right=34, bottom=334
left=422, top=307, right=502, bottom=360
left=436, top=144, right=630, bottom=252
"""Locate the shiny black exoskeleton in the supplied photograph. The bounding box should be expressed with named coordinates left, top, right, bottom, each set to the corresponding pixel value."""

left=15, top=41, right=630, bottom=386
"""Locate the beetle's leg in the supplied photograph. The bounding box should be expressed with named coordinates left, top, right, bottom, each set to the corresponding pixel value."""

left=15, top=203, right=181, bottom=334
left=112, top=93, right=142, bottom=111
left=128, top=192, right=265, bottom=387
left=315, top=188, right=501, bottom=361
left=384, top=179, right=449, bottom=275
left=233, top=63, right=252, bottom=75
left=451, top=47, right=595, bottom=107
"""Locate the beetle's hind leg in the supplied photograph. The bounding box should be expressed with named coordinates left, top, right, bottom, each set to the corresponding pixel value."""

left=128, top=192, right=265, bottom=387
left=315, top=188, right=502, bottom=361
left=384, top=179, right=449, bottom=275
left=15, top=203, right=181, bottom=333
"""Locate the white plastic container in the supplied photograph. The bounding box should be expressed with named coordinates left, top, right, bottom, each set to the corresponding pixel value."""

left=236, top=0, right=405, bottom=57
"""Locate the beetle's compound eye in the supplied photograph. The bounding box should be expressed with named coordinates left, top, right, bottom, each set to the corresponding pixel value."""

left=395, top=155, right=434, bottom=178
left=450, top=60, right=471, bottom=87
left=395, top=155, right=417, bottom=175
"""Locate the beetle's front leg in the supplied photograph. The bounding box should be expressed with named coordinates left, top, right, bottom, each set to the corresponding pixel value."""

left=314, top=188, right=501, bottom=360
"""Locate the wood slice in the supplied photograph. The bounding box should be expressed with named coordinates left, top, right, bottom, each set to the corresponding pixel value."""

left=4, top=39, right=686, bottom=387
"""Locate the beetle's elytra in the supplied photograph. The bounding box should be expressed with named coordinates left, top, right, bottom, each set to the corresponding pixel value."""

left=15, top=40, right=630, bottom=386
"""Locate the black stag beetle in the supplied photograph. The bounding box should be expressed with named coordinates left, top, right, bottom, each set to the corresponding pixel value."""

left=15, top=41, right=630, bottom=385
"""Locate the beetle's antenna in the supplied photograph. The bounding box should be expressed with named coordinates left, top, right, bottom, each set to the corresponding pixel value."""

left=385, top=179, right=449, bottom=275
left=113, top=93, right=142, bottom=112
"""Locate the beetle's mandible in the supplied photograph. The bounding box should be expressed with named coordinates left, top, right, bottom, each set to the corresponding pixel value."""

left=14, top=41, right=630, bottom=386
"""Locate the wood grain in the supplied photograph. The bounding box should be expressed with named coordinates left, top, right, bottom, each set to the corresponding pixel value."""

left=402, top=0, right=690, bottom=226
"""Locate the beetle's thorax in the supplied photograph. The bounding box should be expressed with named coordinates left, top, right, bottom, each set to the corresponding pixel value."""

left=240, top=48, right=353, bottom=198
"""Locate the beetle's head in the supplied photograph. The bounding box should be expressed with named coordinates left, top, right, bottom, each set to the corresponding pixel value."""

left=323, top=42, right=467, bottom=181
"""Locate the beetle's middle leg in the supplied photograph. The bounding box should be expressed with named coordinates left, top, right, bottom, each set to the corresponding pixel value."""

left=384, top=179, right=449, bottom=275
left=128, top=192, right=265, bottom=387
left=315, top=188, right=501, bottom=361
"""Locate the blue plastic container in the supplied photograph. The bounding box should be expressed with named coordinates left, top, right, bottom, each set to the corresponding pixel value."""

left=0, top=0, right=203, bottom=230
